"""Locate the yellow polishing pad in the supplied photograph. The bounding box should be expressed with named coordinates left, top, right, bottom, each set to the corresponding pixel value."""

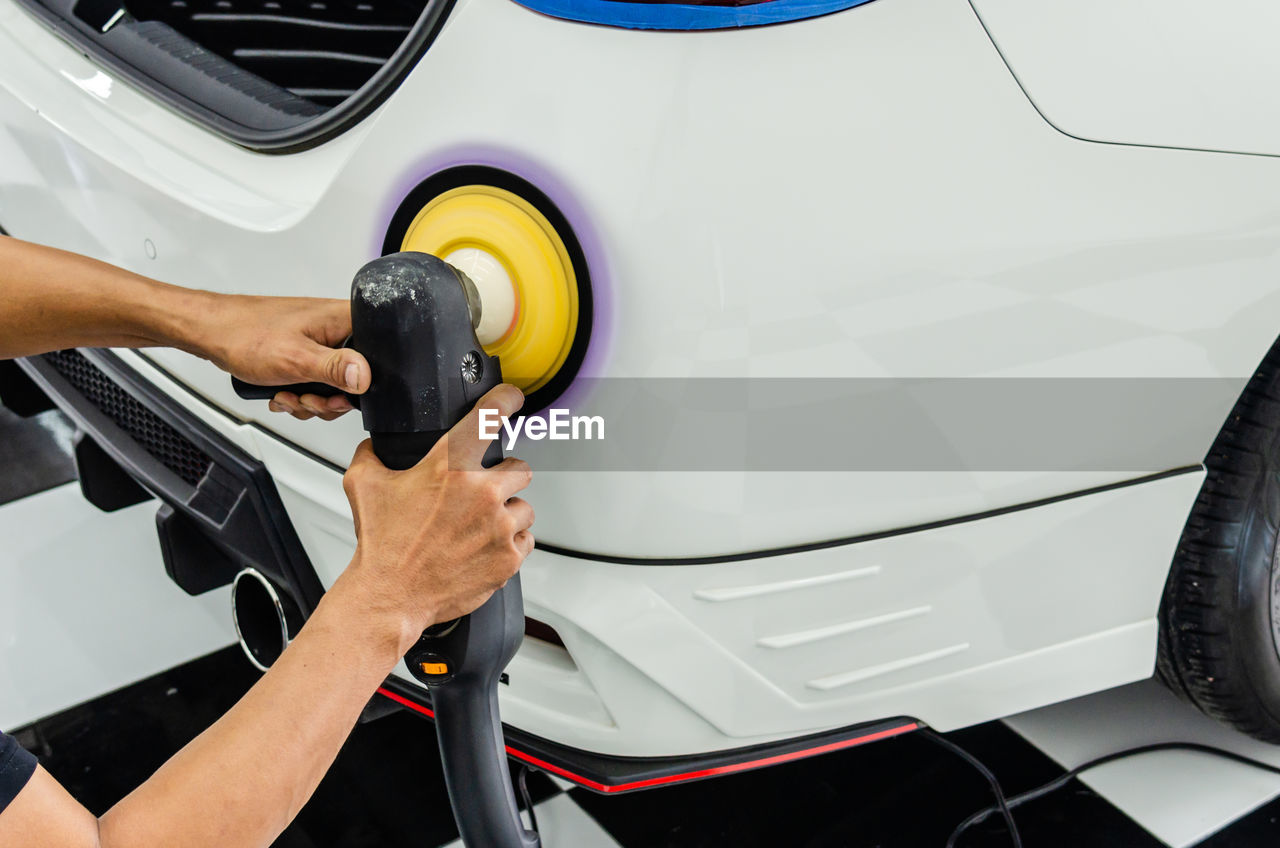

left=400, top=185, right=579, bottom=395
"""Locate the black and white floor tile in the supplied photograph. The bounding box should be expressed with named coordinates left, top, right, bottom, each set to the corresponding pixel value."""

left=0, top=645, right=1158, bottom=848
left=16, top=645, right=1280, bottom=848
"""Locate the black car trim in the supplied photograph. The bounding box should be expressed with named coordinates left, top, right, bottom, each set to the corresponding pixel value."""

left=537, top=464, right=1204, bottom=566
left=18, top=348, right=325, bottom=609
left=376, top=676, right=919, bottom=794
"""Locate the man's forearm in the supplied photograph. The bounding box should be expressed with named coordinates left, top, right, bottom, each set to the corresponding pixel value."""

left=0, top=237, right=210, bottom=360
left=97, top=566, right=416, bottom=848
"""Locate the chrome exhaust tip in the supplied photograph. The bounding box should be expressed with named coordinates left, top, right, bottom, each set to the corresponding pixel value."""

left=231, top=568, right=302, bottom=672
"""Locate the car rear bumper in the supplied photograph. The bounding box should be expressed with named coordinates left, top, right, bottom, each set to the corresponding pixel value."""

left=17, top=347, right=920, bottom=791
left=18, top=347, right=1206, bottom=768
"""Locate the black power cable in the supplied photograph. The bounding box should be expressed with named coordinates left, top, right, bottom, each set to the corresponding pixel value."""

left=517, top=764, right=540, bottom=835
left=943, top=739, right=1280, bottom=847
left=918, top=728, right=1023, bottom=848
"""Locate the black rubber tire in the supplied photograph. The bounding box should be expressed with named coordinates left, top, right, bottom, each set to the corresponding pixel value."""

left=1158, top=338, right=1280, bottom=742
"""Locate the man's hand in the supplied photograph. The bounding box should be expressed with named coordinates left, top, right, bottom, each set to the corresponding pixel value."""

left=195, top=294, right=371, bottom=421
left=338, top=384, right=534, bottom=650
left=0, top=238, right=368, bottom=420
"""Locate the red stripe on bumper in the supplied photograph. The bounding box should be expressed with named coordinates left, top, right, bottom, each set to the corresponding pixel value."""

left=375, top=686, right=917, bottom=793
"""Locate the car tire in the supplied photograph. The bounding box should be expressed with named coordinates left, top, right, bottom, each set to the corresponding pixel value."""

left=1158, top=338, right=1280, bottom=743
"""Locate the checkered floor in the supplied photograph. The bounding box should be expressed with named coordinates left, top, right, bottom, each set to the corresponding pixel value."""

left=12, top=644, right=1280, bottom=848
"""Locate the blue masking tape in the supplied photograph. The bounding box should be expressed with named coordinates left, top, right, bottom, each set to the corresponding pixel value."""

left=511, top=0, right=878, bottom=30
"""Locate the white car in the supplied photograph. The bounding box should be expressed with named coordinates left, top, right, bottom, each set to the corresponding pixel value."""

left=5, top=0, right=1280, bottom=792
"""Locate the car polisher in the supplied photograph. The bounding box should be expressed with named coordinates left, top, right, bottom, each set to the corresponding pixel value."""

left=233, top=251, right=541, bottom=848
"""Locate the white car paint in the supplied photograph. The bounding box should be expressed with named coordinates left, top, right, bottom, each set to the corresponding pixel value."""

left=2, top=0, right=1278, bottom=755
left=82, top=351, right=1216, bottom=754
left=970, top=0, right=1280, bottom=156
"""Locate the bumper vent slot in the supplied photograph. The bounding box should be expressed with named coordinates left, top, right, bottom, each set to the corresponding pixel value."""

left=126, top=0, right=421, bottom=107
left=43, top=350, right=213, bottom=487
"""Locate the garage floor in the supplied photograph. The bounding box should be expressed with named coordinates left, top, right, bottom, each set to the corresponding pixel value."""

left=1, top=645, right=1163, bottom=848
left=5, top=405, right=1280, bottom=847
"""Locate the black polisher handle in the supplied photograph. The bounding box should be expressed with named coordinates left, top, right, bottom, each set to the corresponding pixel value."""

left=231, top=377, right=358, bottom=405
left=349, top=254, right=538, bottom=848
left=230, top=333, right=358, bottom=406
left=389, top=435, right=536, bottom=848
left=230, top=254, right=536, bottom=848
left=428, top=583, right=538, bottom=848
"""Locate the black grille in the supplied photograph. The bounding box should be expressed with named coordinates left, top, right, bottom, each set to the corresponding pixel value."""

left=125, top=0, right=422, bottom=108
left=43, top=350, right=214, bottom=487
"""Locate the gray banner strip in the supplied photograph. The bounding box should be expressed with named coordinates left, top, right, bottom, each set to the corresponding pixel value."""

left=454, top=378, right=1246, bottom=472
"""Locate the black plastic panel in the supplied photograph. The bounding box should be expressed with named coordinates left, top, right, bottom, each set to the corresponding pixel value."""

left=19, top=349, right=324, bottom=607
left=0, top=359, right=57, bottom=418
left=73, top=430, right=153, bottom=511
left=45, top=350, right=214, bottom=487
left=157, top=502, right=243, bottom=594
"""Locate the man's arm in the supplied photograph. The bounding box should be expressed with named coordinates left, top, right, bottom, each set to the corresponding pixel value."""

left=0, top=236, right=367, bottom=420
left=0, top=588, right=404, bottom=848
left=0, top=385, right=534, bottom=848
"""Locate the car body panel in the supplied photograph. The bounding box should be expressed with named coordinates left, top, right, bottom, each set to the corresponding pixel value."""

left=4, top=0, right=1279, bottom=560
left=970, top=0, right=1280, bottom=157
left=118, top=350, right=1205, bottom=755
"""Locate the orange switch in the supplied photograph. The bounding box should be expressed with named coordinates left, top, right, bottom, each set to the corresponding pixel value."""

left=420, top=661, right=450, bottom=675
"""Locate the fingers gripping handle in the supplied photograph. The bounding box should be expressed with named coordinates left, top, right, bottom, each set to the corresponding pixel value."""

left=230, top=334, right=357, bottom=404
left=231, top=377, right=356, bottom=404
